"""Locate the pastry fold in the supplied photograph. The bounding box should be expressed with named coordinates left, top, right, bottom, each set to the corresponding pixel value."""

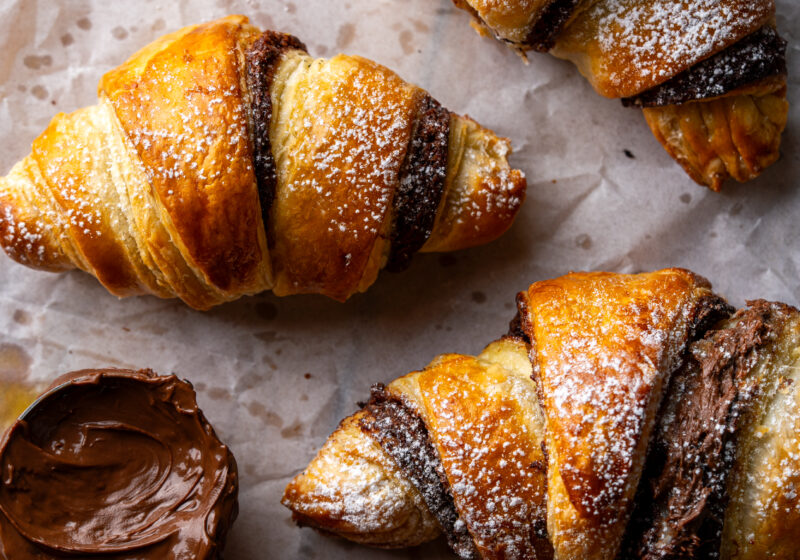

left=284, top=268, right=800, bottom=559
left=452, top=0, right=789, bottom=190
left=0, top=16, right=525, bottom=309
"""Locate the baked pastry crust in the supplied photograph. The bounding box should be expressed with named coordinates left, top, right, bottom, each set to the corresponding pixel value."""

left=451, top=0, right=788, bottom=190
left=0, top=16, right=525, bottom=308
left=284, top=269, right=800, bottom=559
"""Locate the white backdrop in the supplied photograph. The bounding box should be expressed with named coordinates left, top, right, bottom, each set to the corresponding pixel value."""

left=0, top=0, right=797, bottom=557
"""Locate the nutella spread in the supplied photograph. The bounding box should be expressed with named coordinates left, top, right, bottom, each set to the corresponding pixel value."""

left=0, top=369, right=238, bottom=559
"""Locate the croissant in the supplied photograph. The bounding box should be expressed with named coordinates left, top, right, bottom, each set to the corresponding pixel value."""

left=452, top=0, right=789, bottom=191
left=0, top=15, right=525, bottom=310
left=283, top=268, right=800, bottom=559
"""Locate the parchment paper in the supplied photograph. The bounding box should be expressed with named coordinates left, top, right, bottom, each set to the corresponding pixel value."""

left=0, top=0, right=798, bottom=558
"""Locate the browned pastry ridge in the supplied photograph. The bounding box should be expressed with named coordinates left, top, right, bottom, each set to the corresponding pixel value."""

left=0, top=15, right=525, bottom=309
left=0, top=368, right=238, bottom=559
left=452, top=0, right=789, bottom=191
left=283, top=268, right=800, bottom=559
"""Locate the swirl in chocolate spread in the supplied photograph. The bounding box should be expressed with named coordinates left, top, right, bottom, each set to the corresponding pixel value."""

left=245, top=31, right=308, bottom=242
left=0, top=369, right=238, bottom=559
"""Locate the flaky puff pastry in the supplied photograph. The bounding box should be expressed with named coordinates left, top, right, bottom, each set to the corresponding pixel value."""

left=642, top=77, right=788, bottom=191
left=283, top=269, right=800, bottom=559
left=451, top=0, right=789, bottom=190
left=0, top=16, right=525, bottom=309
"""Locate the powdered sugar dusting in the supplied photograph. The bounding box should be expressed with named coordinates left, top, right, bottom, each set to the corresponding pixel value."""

left=414, top=349, right=548, bottom=557
left=269, top=53, right=418, bottom=298
left=571, top=0, right=773, bottom=95
left=525, top=270, right=707, bottom=543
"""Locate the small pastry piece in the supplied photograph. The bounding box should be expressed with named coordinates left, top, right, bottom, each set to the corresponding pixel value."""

left=0, top=368, right=238, bottom=559
left=0, top=15, right=525, bottom=309
left=284, top=269, right=800, bottom=559
left=451, top=0, right=789, bottom=190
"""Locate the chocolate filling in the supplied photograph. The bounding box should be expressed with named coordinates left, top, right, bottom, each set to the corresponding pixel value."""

left=623, top=26, right=788, bottom=108
left=245, top=31, right=308, bottom=240
left=0, top=369, right=238, bottom=559
left=524, top=0, right=583, bottom=52
left=387, top=95, right=451, bottom=272
left=621, top=301, right=795, bottom=560
left=359, top=384, right=478, bottom=559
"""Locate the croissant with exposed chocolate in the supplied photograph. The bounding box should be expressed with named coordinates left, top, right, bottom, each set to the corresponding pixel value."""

left=453, top=0, right=789, bottom=191
left=283, top=268, right=800, bottom=559
left=0, top=15, right=525, bottom=310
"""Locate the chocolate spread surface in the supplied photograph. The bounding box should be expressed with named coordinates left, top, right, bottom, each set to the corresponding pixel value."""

left=0, top=369, right=238, bottom=559
left=387, top=95, right=451, bottom=272
left=245, top=31, right=308, bottom=240
left=623, top=26, right=788, bottom=107
left=621, top=301, right=795, bottom=560
left=359, top=384, right=478, bottom=559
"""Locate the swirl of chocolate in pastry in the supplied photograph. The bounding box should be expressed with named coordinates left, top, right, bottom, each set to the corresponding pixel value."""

left=245, top=31, right=309, bottom=242
left=524, top=0, right=583, bottom=52
left=387, top=95, right=451, bottom=272
left=622, top=25, right=788, bottom=108
left=0, top=369, right=238, bottom=559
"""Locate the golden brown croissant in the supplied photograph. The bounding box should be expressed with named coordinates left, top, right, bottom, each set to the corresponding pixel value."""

left=0, top=15, right=525, bottom=310
left=283, top=268, right=800, bottom=559
left=452, top=0, right=789, bottom=191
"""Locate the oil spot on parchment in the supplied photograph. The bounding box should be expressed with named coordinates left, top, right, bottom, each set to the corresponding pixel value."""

left=730, top=202, right=744, bottom=216
left=194, top=381, right=207, bottom=392
left=0, top=344, right=32, bottom=383
left=23, top=55, right=52, bottom=70
left=12, top=310, right=31, bottom=325
left=256, top=302, right=278, bottom=320
left=77, top=17, right=92, bottom=31
left=111, top=26, right=129, bottom=40
left=236, top=372, right=261, bottom=392
left=285, top=2, right=297, bottom=14
left=576, top=233, right=593, bottom=250
left=411, top=19, right=430, bottom=33
left=399, top=29, right=414, bottom=55
left=207, top=387, right=231, bottom=401
left=336, top=23, right=355, bottom=49
left=247, top=401, right=283, bottom=428
left=281, top=421, right=303, bottom=439
left=679, top=193, right=692, bottom=204
left=31, top=85, right=48, bottom=100
left=61, top=33, right=74, bottom=46
left=471, top=291, right=487, bottom=304
left=151, top=18, right=166, bottom=32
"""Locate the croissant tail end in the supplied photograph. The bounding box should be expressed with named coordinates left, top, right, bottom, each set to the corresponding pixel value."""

left=642, top=79, right=788, bottom=191
left=423, top=117, right=526, bottom=253
left=282, top=413, right=441, bottom=550
left=0, top=160, right=76, bottom=273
